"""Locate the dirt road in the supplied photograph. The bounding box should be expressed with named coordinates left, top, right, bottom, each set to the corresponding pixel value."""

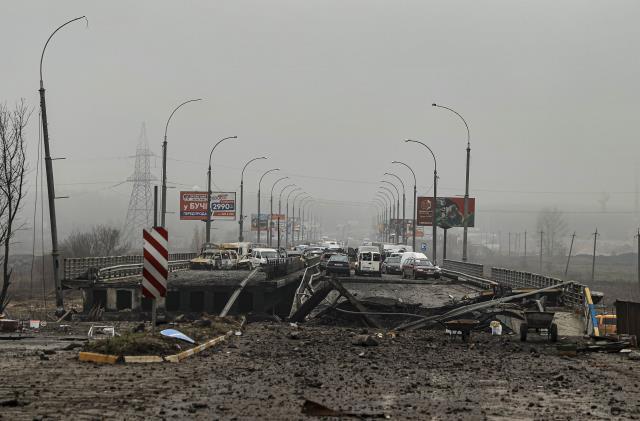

left=1, top=321, right=638, bottom=420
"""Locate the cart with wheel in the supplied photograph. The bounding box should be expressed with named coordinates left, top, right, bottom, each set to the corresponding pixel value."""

left=519, top=311, right=558, bottom=342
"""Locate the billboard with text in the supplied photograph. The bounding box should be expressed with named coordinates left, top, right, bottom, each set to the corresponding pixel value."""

left=180, top=191, right=208, bottom=220
left=210, top=192, right=236, bottom=220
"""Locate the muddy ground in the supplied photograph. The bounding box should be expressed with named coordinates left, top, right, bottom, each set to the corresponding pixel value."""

left=1, top=321, right=639, bottom=420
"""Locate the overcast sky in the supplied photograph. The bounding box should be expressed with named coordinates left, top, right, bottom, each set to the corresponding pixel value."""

left=3, top=1, right=640, bottom=251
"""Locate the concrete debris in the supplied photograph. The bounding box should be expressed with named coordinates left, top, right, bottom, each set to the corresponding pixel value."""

left=301, top=399, right=387, bottom=418
left=351, top=334, right=379, bottom=347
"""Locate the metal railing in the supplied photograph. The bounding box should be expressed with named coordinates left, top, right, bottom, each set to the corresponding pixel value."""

left=63, top=253, right=197, bottom=281
left=94, top=260, right=192, bottom=281
left=442, top=259, right=484, bottom=278
left=491, top=267, right=585, bottom=309
left=262, top=257, right=306, bottom=280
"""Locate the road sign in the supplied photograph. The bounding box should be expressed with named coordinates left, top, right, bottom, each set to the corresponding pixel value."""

left=420, top=242, right=427, bottom=252
left=142, top=227, right=168, bottom=299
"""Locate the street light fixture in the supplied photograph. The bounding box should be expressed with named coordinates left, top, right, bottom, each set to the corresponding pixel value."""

left=161, top=98, right=203, bottom=227
left=206, top=136, right=237, bottom=243
left=392, top=161, right=417, bottom=251
left=239, top=156, right=267, bottom=241
left=285, top=188, right=302, bottom=248
left=269, top=177, right=289, bottom=247
left=385, top=172, right=406, bottom=244
left=257, top=168, right=279, bottom=245
left=292, top=192, right=308, bottom=246
left=433, top=103, right=471, bottom=261
left=301, top=198, right=313, bottom=243
left=39, top=15, right=88, bottom=311
left=381, top=180, right=400, bottom=244
left=405, top=139, right=438, bottom=264
left=278, top=184, right=296, bottom=250
left=376, top=190, right=392, bottom=242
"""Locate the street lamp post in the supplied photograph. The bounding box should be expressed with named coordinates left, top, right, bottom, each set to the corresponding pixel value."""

left=206, top=136, right=237, bottom=243
left=373, top=200, right=385, bottom=241
left=257, top=168, right=279, bottom=245
left=379, top=186, right=396, bottom=243
left=433, top=103, right=471, bottom=261
left=285, top=187, right=301, bottom=249
left=385, top=173, right=406, bottom=244
left=39, top=15, right=88, bottom=311
left=405, top=139, right=438, bottom=264
left=239, top=156, right=267, bottom=242
left=381, top=180, right=400, bottom=244
left=376, top=194, right=390, bottom=242
left=392, top=161, right=417, bottom=251
left=278, top=184, right=296, bottom=250
left=269, top=177, right=289, bottom=247
left=291, top=191, right=306, bottom=247
left=301, top=198, right=312, bottom=243
left=162, top=98, right=203, bottom=227
left=377, top=191, right=392, bottom=242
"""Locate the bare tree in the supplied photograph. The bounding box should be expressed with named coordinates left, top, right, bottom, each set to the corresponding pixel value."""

left=0, top=101, right=29, bottom=312
left=536, top=207, right=568, bottom=258
left=61, top=225, right=131, bottom=258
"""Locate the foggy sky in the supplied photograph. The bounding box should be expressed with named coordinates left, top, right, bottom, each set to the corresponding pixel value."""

left=3, top=1, right=640, bottom=252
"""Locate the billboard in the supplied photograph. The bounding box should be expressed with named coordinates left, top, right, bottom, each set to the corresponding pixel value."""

left=417, top=197, right=476, bottom=228
left=210, top=192, right=236, bottom=220
left=180, top=191, right=208, bottom=220
left=251, top=214, right=269, bottom=231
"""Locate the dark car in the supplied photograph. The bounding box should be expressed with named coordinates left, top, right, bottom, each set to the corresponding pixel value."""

left=319, top=252, right=336, bottom=270
left=382, top=256, right=401, bottom=274
left=326, top=254, right=351, bottom=277
left=402, top=258, right=441, bottom=280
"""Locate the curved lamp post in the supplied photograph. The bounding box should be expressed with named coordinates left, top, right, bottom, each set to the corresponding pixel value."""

left=392, top=161, right=417, bottom=250
left=376, top=191, right=392, bottom=242
left=381, top=180, right=400, bottom=244
left=433, top=103, right=471, bottom=261
left=269, top=177, right=289, bottom=247
left=405, top=139, right=438, bottom=264
left=39, top=15, right=88, bottom=310
left=379, top=185, right=396, bottom=243
left=372, top=199, right=386, bottom=241
left=289, top=190, right=305, bottom=248
left=257, top=168, right=279, bottom=245
left=292, top=192, right=308, bottom=246
left=206, top=136, right=237, bottom=243
left=239, top=156, right=267, bottom=241
left=161, top=98, right=203, bottom=227
left=385, top=172, right=406, bottom=244
left=285, top=187, right=302, bottom=249
left=278, top=184, right=296, bottom=250
left=301, top=198, right=313, bottom=243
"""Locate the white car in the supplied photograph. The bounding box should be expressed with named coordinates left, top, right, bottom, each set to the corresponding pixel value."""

left=399, top=252, right=429, bottom=271
left=248, top=248, right=279, bottom=268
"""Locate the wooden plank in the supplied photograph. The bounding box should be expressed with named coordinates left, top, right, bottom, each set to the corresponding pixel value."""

left=78, top=352, right=119, bottom=364
left=166, top=334, right=229, bottom=363
left=327, top=277, right=381, bottom=329
left=124, top=355, right=164, bottom=363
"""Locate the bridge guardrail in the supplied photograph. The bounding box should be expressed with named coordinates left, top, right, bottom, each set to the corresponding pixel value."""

left=490, top=267, right=585, bottom=310
left=63, top=253, right=197, bottom=281
left=441, top=268, right=498, bottom=290
left=442, top=259, right=484, bottom=278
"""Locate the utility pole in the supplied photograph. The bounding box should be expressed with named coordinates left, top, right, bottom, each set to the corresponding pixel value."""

left=508, top=232, right=511, bottom=256
left=539, top=230, right=543, bottom=272
left=636, top=229, right=640, bottom=290
left=524, top=230, right=527, bottom=265
left=591, top=228, right=599, bottom=282
left=39, top=15, right=88, bottom=312
left=564, top=232, right=576, bottom=278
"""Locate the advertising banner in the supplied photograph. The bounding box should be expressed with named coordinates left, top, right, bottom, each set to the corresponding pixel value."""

left=210, top=192, right=236, bottom=220
left=416, top=197, right=476, bottom=228
left=251, top=213, right=269, bottom=231
left=180, top=191, right=208, bottom=220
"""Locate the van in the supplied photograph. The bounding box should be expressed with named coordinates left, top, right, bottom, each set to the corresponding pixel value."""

left=248, top=248, right=279, bottom=268
left=355, top=250, right=382, bottom=277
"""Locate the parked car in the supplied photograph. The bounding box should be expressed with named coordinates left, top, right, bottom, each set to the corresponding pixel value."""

left=399, top=252, right=429, bottom=271
left=326, top=254, right=351, bottom=276
left=402, top=258, right=441, bottom=280
left=248, top=248, right=279, bottom=268
left=382, top=256, right=402, bottom=274
left=319, top=252, right=336, bottom=270
left=190, top=249, right=239, bottom=270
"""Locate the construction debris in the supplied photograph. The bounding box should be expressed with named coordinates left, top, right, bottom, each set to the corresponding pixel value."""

left=301, top=399, right=387, bottom=418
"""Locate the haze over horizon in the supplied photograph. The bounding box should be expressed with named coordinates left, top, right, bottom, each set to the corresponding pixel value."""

left=3, top=1, right=640, bottom=253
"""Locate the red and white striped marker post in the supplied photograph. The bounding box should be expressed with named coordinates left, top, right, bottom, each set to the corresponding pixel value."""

left=143, top=227, right=168, bottom=331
